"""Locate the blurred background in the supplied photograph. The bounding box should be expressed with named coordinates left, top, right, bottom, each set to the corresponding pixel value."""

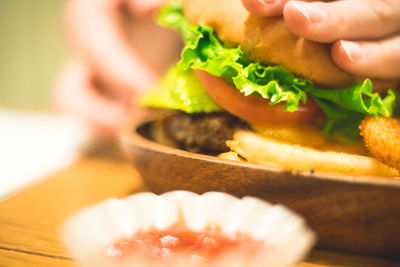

left=0, top=0, right=66, bottom=110
left=0, top=0, right=179, bottom=199
left=0, top=0, right=94, bottom=200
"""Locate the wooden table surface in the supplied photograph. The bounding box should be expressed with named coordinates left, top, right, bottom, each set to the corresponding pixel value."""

left=0, top=153, right=399, bottom=267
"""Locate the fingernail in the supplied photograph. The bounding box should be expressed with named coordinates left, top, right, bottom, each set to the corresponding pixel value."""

left=290, top=1, right=326, bottom=24
left=340, top=41, right=363, bottom=62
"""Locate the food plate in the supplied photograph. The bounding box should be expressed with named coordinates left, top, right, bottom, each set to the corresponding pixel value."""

left=121, top=114, right=400, bottom=257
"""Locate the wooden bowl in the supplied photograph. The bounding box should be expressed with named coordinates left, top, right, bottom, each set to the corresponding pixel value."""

left=121, top=115, right=400, bottom=257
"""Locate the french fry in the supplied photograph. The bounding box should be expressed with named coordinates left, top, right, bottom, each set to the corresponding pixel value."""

left=251, top=123, right=326, bottom=148
left=227, top=131, right=399, bottom=177
left=218, top=151, right=242, bottom=161
left=251, top=123, right=367, bottom=155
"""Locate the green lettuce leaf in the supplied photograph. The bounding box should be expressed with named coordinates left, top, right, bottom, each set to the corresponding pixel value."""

left=305, top=79, right=396, bottom=117
left=305, top=80, right=397, bottom=142
left=141, top=65, right=222, bottom=113
left=143, top=1, right=398, bottom=142
left=158, top=0, right=309, bottom=112
left=157, top=0, right=189, bottom=36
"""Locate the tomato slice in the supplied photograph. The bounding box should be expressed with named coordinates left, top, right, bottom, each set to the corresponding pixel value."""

left=195, top=70, right=321, bottom=125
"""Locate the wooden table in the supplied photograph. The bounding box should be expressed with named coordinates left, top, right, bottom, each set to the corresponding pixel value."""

left=0, top=153, right=399, bottom=267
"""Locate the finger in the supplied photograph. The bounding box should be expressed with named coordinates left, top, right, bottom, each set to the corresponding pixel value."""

left=241, top=0, right=292, bottom=17
left=283, top=0, right=400, bottom=43
left=65, top=0, right=157, bottom=96
left=331, top=36, right=400, bottom=80
left=53, top=59, right=127, bottom=135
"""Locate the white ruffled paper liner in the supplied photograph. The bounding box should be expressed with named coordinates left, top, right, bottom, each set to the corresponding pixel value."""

left=62, top=191, right=316, bottom=267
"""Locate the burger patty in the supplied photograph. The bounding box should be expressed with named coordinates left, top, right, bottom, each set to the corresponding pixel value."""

left=163, top=112, right=249, bottom=154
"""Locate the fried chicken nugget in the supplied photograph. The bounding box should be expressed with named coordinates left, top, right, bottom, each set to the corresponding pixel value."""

left=360, top=116, right=400, bottom=171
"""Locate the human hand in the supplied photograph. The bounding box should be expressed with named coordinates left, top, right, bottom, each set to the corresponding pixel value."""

left=54, top=0, right=180, bottom=137
left=242, top=0, right=400, bottom=80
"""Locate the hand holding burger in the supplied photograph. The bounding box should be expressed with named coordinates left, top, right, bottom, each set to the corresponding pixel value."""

left=242, top=0, right=400, bottom=80
left=141, top=0, right=399, bottom=176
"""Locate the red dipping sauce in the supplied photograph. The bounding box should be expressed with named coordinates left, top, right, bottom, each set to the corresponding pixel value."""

left=105, top=226, right=264, bottom=263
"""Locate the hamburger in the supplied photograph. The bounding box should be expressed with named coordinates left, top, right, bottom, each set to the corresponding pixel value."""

left=140, top=0, right=399, bottom=176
